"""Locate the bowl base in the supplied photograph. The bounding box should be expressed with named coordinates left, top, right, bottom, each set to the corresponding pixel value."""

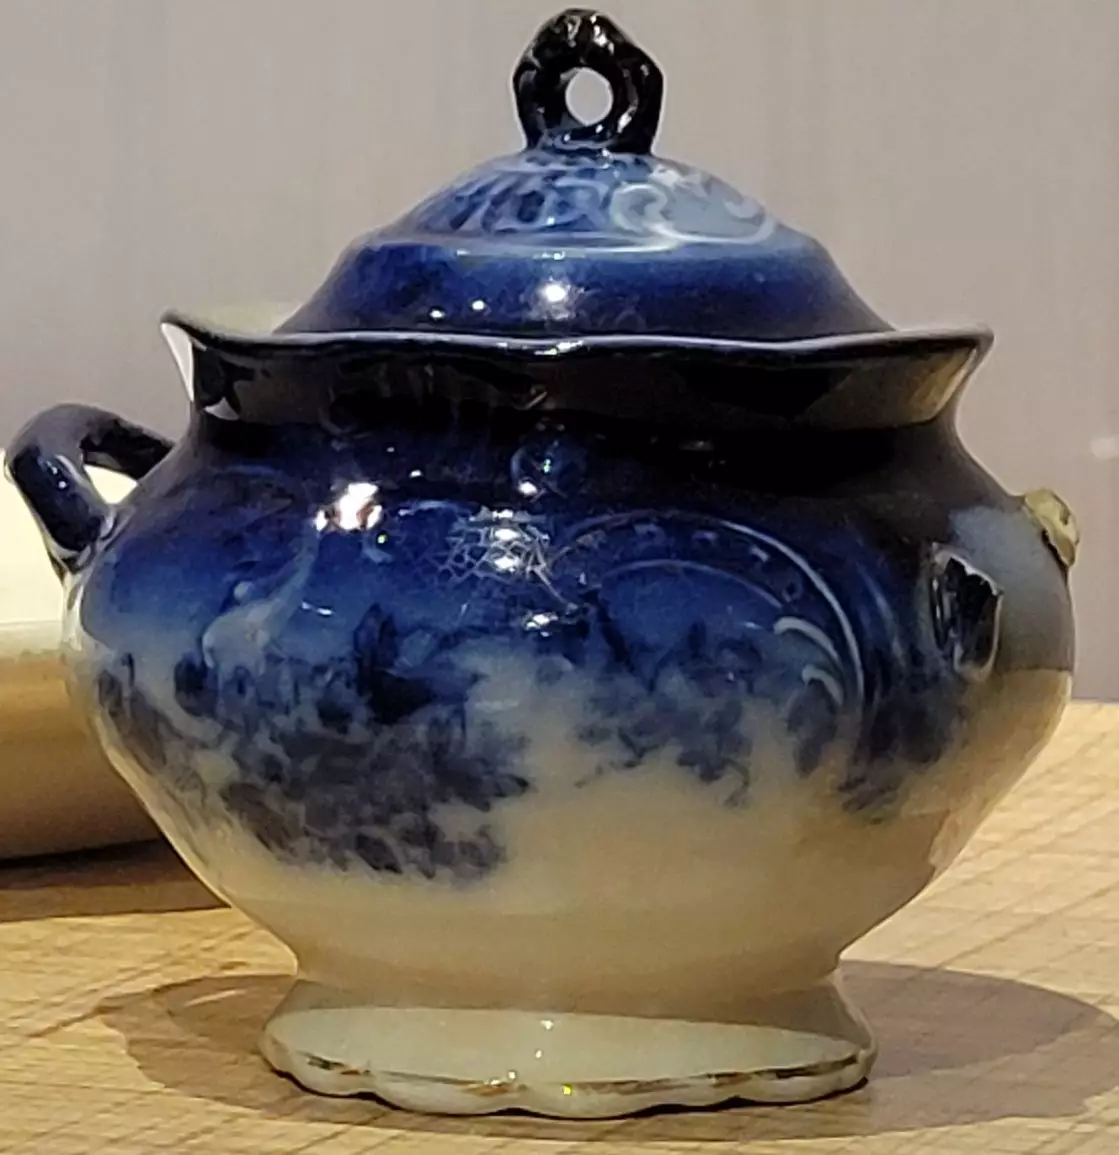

left=259, top=975, right=875, bottom=1118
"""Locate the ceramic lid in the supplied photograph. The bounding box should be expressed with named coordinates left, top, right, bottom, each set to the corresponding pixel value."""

left=277, top=8, right=887, bottom=345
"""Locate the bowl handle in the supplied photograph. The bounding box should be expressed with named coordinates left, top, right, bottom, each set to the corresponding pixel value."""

left=1023, top=489, right=1080, bottom=572
left=6, top=404, right=172, bottom=577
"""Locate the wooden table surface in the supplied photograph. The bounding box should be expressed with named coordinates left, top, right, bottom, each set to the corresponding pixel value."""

left=1, top=703, right=1117, bottom=1155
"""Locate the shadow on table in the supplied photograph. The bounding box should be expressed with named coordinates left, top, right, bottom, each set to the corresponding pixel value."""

left=0, top=841, right=219, bottom=922
left=96, top=960, right=1119, bottom=1143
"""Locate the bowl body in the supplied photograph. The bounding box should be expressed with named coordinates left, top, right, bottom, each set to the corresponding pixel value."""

left=53, top=398, right=1072, bottom=1113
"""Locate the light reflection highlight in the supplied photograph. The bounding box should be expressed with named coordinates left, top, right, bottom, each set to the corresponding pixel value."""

left=314, top=481, right=384, bottom=533
left=541, top=280, right=569, bottom=305
left=535, top=278, right=577, bottom=322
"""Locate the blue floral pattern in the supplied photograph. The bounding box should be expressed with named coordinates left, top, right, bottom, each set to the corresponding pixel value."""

left=78, top=418, right=1011, bottom=885
left=388, top=151, right=779, bottom=250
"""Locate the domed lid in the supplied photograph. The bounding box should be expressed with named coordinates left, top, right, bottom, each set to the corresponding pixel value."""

left=163, top=8, right=991, bottom=435
left=277, top=8, right=887, bottom=344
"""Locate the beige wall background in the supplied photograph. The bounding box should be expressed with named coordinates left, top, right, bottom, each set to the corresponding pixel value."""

left=1, top=0, right=1116, bottom=696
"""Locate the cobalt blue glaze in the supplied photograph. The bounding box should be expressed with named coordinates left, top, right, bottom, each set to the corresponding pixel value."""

left=279, top=153, right=886, bottom=343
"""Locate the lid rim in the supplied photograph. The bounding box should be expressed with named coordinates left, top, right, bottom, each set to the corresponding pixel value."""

left=162, top=309, right=993, bottom=363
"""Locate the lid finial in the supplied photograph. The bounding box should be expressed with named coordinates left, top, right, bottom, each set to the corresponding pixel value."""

left=513, top=9, right=664, bottom=154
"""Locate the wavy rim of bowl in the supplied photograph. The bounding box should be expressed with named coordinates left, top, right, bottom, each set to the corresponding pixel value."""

left=161, top=305, right=994, bottom=366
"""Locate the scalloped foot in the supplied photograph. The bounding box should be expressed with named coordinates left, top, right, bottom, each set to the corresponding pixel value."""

left=259, top=976, right=875, bottom=1118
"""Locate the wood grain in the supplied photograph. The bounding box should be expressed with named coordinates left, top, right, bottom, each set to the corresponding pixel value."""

left=0, top=702, right=1116, bottom=1153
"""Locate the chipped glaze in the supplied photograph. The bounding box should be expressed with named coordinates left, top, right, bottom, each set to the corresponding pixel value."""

left=6, top=7, right=1076, bottom=1118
